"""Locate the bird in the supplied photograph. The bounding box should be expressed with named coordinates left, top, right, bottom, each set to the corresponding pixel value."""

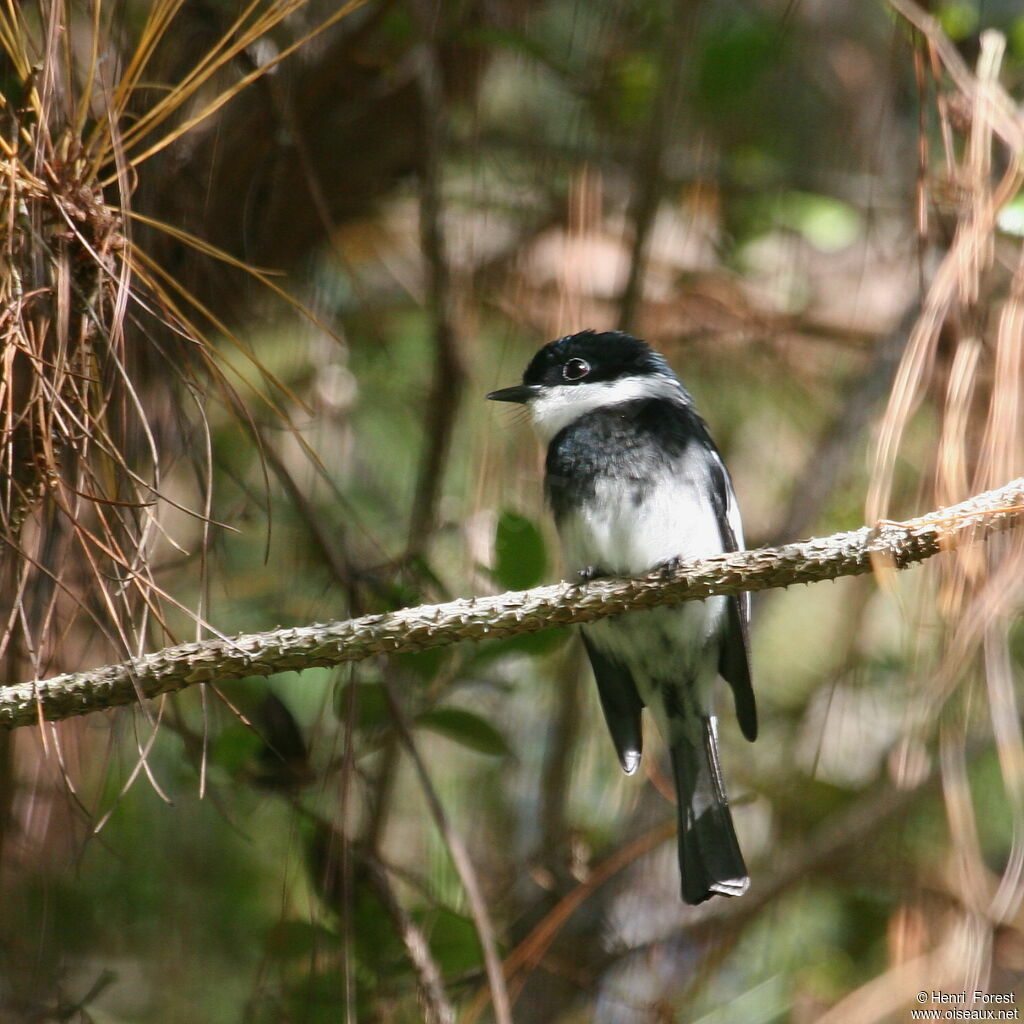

left=487, top=330, right=756, bottom=904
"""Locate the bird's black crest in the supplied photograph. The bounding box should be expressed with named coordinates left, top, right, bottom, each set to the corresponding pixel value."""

left=521, top=330, right=675, bottom=388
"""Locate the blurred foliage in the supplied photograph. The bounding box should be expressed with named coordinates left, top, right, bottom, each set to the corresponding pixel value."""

left=2, top=1, right=1024, bottom=1023
left=493, top=511, right=548, bottom=591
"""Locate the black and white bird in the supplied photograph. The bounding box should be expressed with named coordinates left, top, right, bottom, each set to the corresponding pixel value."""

left=488, top=330, right=756, bottom=904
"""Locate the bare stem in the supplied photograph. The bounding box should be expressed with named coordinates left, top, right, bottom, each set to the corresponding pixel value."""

left=406, top=0, right=463, bottom=555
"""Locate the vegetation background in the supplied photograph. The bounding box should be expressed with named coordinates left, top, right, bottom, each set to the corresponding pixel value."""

left=2, top=1, right=1024, bottom=1021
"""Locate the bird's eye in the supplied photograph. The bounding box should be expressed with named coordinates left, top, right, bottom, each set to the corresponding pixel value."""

left=563, top=358, right=590, bottom=381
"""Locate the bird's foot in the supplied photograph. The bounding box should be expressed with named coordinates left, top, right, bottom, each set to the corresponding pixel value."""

left=655, top=555, right=684, bottom=578
left=577, top=565, right=607, bottom=582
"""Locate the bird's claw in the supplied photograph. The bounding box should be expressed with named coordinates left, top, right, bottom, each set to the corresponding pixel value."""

left=577, top=565, right=607, bottom=582
left=656, top=556, right=684, bottom=578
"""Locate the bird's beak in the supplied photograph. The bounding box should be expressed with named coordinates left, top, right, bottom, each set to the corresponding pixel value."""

left=486, top=384, right=537, bottom=404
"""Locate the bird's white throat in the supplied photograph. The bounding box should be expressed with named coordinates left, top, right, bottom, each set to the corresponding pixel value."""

left=527, top=374, right=686, bottom=444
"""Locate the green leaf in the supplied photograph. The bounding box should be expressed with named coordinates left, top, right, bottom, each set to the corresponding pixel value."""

left=265, top=920, right=340, bottom=959
left=493, top=511, right=546, bottom=591
left=696, top=15, right=778, bottom=111
left=395, top=645, right=447, bottom=680
left=936, top=1, right=978, bottom=41
left=611, top=52, right=658, bottom=125
left=334, top=681, right=390, bottom=732
left=998, top=193, right=1024, bottom=238
left=1013, top=16, right=1024, bottom=60
left=460, top=25, right=560, bottom=67
left=472, top=625, right=571, bottom=663
left=774, top=191, right=861, bottom=253
left=415, top=906, right=483, bottom=975
left=211, top=725, right=264, bottom=774
left=416, top=706, right=512, bottom=757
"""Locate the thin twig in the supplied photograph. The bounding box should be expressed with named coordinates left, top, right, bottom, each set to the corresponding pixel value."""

left=364, top=854, right=457, bottom=1024
left=406, top=0, right=464, bottom=555
left=616, top=0, right=697, bottom=332
left=383, top=679, right=513, bottom=1024
left=537, top=645, right=584, bottom=867
left=2, top=477, right=1024, bottom=730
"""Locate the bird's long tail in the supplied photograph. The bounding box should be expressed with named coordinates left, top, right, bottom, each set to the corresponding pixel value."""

left=670, top=715, right=749, bottom=904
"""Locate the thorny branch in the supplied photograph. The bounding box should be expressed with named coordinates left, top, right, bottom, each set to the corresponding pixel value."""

left=1, top=477, right=1023, bottom=731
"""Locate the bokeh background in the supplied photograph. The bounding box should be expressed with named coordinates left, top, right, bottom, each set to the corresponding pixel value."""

left=2, top=1, right=1024, bottom=1021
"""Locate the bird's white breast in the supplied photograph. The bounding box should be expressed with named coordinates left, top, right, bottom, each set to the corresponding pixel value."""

left=558, top=475, right=726, bottom=577
left=560, top=474, right=729, bottom=723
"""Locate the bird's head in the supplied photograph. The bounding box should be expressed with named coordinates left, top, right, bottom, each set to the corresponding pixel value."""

left=487, top=330, right=685, bottom=442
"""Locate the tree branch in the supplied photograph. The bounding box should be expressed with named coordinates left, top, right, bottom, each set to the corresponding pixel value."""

left=2, top=478, right=1023, bottom=731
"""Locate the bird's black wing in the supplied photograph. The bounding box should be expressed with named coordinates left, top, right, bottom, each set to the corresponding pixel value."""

left=581, top=632, right=645, bottom=775
left=705, top=441, right=757, bottom=743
